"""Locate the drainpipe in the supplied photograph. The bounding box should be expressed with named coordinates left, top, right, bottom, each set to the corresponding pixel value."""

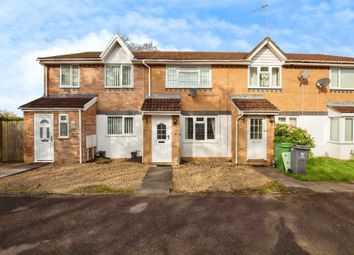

left=142, top=60, right=151, bottom=97
left=44, top=65, right=48, bottom=96
left=235, top=111, right=244, bottom=165
left=79, top=109, right=82, bottom=164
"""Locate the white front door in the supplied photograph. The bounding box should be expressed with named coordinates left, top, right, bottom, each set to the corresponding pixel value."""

left=152, top=116, right=172, bottom=163
left=247, top=117, right=267, bottom=160
left=35, top=115, right=54, bottom=162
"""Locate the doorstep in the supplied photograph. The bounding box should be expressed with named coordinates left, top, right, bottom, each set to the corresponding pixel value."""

left=135, top=166, right=172, bottom=195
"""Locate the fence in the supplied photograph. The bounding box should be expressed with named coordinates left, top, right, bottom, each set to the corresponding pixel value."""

left=0, top=120, right=24, bottom=162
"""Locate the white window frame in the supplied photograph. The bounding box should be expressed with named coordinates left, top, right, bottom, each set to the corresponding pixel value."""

left=165, top=66, right=212, bottom=89
left=183, top=116, right=217, bottom=143
left=330, top=117, right=340, bottom=142
left=275, top=116, right=298, bottom=126
left=104, top=64, right=133, bottom=88
left=58, top=114, right=69, bottom=139
left=344, top=117, right=354, bottom=142
left=60, top=65, right=80, bottom=88
left=106, top=115, right=134, bottom=136
left=330, top=68, right=354, bottom=90
left=248, top=65, right=282, bottom=89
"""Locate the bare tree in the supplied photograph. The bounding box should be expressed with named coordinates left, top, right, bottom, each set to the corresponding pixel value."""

left=0, top=109, right=22, bottom=120
left=118, top=33, right=158, bottom=51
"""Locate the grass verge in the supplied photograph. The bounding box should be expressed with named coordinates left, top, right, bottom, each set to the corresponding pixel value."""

left=288, top=157, right=354, bottom=182
left=257, top=181, right=288, bottom=194
left=70, top=184, right=133, bottom=194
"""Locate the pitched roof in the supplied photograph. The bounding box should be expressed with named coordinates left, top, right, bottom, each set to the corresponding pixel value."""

left=20, top=95, right=96, bottom=109
left=38, top=50, right=354, bottom=63
left=330, top=106, right=354, bottom=113
left=232, top=98, right=279, bottom=112
left=141, top=97, right=181, bottom=112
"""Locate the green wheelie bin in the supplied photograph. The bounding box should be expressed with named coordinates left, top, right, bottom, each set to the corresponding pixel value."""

left=274, top=143, right=293, bottom=172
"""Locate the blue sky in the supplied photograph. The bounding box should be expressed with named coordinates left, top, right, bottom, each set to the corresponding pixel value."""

left=1, top=0, right=354, bottom=115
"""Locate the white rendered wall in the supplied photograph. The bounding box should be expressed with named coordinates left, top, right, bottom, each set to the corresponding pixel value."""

left=181, top=115, right=232, bottom=158
left=96, top=114, right=143, bottom=158
left=297, top=115, right=329, bottom=156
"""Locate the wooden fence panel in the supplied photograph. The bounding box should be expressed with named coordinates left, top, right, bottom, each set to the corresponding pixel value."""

left=1, top=120, right=23, bottom=162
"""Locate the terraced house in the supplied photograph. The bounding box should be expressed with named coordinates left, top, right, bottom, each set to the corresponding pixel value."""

left=20, top=36, right=354, bottom=165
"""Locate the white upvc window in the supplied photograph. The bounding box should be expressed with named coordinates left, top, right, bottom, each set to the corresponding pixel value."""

left=105, top=65, right=133, bottom=88
left=345, top=117, right=354, bottom=142
left=60, top=65, right=79, bottom=88
left=58, top=114, right=69, bottom=138
left=276, top=116, right=297, bottom=127
left=166, top=66, right=212, bottom=88
left=184, top=116, right=216, bottom=141
left=330, top=117, right=340, bottom=142
left=249, top=66, right=281, bottom=88
left=330, top=68, right=354, bottom=90
left=107, top=116, right=134, bottom=136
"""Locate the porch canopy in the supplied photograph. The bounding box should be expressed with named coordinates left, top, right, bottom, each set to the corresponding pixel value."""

left=141, top=94, right=181, bottom=115
left=327, top=101, right=354, bottom=115
left=20, top=94, right=97, bottom=110
left=231, top=95, right=279, bottom=115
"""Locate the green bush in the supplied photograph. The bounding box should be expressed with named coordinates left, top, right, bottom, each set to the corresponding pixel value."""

left=274, top=124, right=315, bottom=148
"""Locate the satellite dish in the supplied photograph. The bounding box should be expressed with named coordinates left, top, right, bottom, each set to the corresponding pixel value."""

left=298, top=70, right=310, bottom=81
left=188, top=88, right=197, bottom=97
left=316, top=78, right=330, bottom=89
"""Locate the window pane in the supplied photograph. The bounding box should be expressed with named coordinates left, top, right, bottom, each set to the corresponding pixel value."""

left=167, top=67, right=178, bottom=87
left=195, top=123, right=205, bottom=140
left=331, top=68, right=339, bottom=88
left=40, top=127, right=43, bottom=138
left=345, top=118, right=353, bottom=141
left=340, top=69, right=354, bottom=88
left=106, top=65, right=120, bottom=87
left=289, top=117, right=297, bottom=126
left=122, top=66, right=131, bottom=86
left=196, top=117, right=204, bottom=122
left=107, top=116, right=122, bottom=135
left=46, top=127, right=50, bottom=139
left=185, top=118, right=193, bottom=139
left=207, top=118, right=215, bottom=139
left=72, top=66, right=79, bottom=86
left=330, top=118, right=339, bottom=141
left=260, top=71, right=270, bottom=87
left=272, top=67, right=280, bottom=87
left=61, top=66, right=71, bottom=86
left=124, top=117, right=133, bottom=134
left=179, top=67, right=199, bottom=87
left=200, top=66, right=211, bottom=87
left=250, top=67, right=257, bottom=86
left=60, top=115, right=67, bottom=121
left=157, top=123, right=166, bottom=139
left=60, top=123, right=68, bottom=137
left=250, top=119, right=262, bottom=139
left=278, top=117, right=286, bottom=123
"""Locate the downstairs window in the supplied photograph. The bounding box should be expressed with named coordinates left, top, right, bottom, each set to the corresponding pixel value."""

left=185, top=117, right=216, bottom=141
left=107, top=116, right=134, bottom=135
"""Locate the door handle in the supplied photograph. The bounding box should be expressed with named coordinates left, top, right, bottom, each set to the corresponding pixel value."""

left=50, top=136, right=53, bottom=142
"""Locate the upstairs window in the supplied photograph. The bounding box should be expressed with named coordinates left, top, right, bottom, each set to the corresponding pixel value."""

left=185, top=116, right=216, bottom=141
left=107, top=116, right=134, bottom=135
left=249, top=66, right=281, bottom=88
left=105, top=65, right=132, bottom=88
left=60, top=65, right=79, bottom=88
left=166, top=66, right=211, bottom=88
left=330, top=68, right=354, bottom=90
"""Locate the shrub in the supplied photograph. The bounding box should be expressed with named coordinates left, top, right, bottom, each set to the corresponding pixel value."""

left=274, top=124, right=315, bottom=148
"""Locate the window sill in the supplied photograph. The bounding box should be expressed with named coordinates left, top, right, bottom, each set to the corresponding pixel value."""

left=328, top=141, right=354, bottom=144
left=105, top=87, right=134, bottom=89
left=183, top=139, right=218, bottom=144
left=60, top=86, right=80, bottom=89
left=58, top=137, right=69, bottom=140
left=106, top=134, right=136, bottom=137
left=165, top=87, right=212, bottom=89
left=330, top=88, right=354, bottom=92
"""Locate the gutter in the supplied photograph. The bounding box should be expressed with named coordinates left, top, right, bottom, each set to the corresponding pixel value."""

left=142, top=60, right=151, bottom=97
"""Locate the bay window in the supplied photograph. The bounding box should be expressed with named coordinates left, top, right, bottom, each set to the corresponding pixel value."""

left=330, top=118, right=339, bottom=141
left=60, top=65, right=79, bottom=88
left=345, top=118, right=353, bottom=141
left=105, top=65, right=132, bottom=88
left=185, top=117, right=216, bottom=141
left=107, top=116, right=134, bottom=135
left=166, top=66, right=211, bottom=88
left=249, top=66, right=281, bottom=88
left=330, top=68, right=354, bottom=89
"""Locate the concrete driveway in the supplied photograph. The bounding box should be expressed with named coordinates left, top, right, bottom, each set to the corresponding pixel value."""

left=0, top=163, right=47, bottom=178
left=0, top=193, right=353, bottom=254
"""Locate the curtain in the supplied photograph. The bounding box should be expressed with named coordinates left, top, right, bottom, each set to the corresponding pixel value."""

left=331, top=68, right=339, bottom=88
left=330, top=118, right=339, bottom=141
left=250, top=67, right=257, bottom=86
left=340, top=69, right=354, bottom=88
left=272, top=67, right=280, bottom=87
left=207, top=118, right=215, bottom=139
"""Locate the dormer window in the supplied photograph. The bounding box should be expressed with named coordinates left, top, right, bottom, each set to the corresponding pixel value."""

left=60, top=65, right=79, bottom=88
left=249, top=66, right=281, bottom=88
left=105, top=65, right=133, bottom=88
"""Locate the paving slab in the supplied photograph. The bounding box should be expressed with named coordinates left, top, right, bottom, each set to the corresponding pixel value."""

left=135, top=166, right=172, bottom=195
left=255, top=166, right=354, bottom=193
left=0, top=163, right=48, bottom=178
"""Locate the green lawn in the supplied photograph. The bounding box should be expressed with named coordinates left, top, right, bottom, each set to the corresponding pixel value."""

left=289, top=157, right=354, bottom=182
